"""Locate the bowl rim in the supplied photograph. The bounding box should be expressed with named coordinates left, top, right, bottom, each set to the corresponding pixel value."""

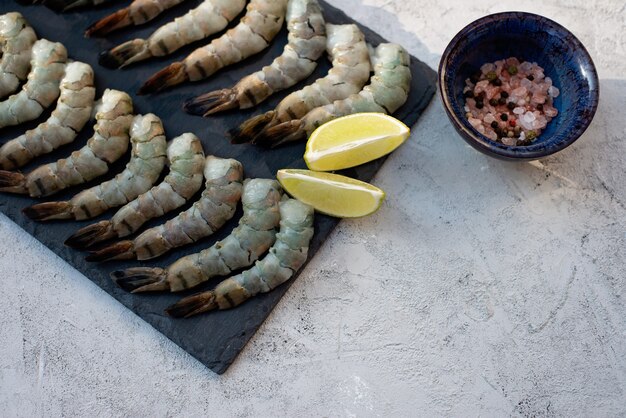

left=438, top=11, right=600, bottom=160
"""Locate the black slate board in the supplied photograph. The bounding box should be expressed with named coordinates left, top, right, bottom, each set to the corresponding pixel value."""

left=0, top=0, right=436, bottom=374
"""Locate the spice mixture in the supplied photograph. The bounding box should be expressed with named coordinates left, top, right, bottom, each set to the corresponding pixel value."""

left=463, top=57, right=559, bottom=146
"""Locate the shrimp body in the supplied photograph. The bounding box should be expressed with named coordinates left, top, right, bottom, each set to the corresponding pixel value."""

left=258, top=43, right=411, bottom=146
left=138, top=0, right=288, bottom=94
left=24, top=114, right=167, bottom=221
left=230, top=23, right=370, bottom=143
left=0, top=13, right=38, bottom=99
left=86, top=0, right=188, bottom=37
left=110, top=178, right=283, bottom=293
left=0, top=62, right=96, bottom=170
left=88, top=156, right=244, bottom=262
left=65, top=133, right=205, bottom=248
left=184, top=0, right=326, bottom=115
left=100, top=0, right=246, bottom=68
left=0, top=89, right=134, bottom=197
left=0, top=39, right=67, bottom=129
left=166, top=198, right=314, bottom=317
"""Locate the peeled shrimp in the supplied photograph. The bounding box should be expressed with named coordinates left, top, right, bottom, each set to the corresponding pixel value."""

left=184, top=0, right=326, bottom=116
left=0, top=13, right=38, bottom=99
left=166, top=198, right=313, bottom=317
left=87, top=156, right=244, bottom=262
left=65, top=133, right=205, bottom=248
left=256, top=43, right=412, bottom=146
left=23, top=114, right=167, bottom=221
left=0, top=89, right=134, bottom=197
left=230, top=23, right=371, bottom=144
left=86, top=0, right=187, bottom=37
left=0, top=62, right=96, bottom=170
left=99, top=0, right=246, bottom=68
left=0, top=39, right=67, bottom=129
left=110, top=178, right=282, bottom=293
left=138, top=0, right=288, bottom=94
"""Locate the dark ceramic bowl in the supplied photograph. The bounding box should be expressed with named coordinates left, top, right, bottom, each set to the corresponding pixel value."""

left=438, top=11, right=599, bottom=160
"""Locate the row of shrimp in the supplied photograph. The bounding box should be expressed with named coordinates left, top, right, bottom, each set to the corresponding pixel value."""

left=22, top=0, right=413, bottom=147
left=0, top=12, right=315, bottom=317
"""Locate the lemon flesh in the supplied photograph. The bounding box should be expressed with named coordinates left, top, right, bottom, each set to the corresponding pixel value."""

left=304, top=113, right=410, bottom=171
left=277, top=169, right=385, bottom=218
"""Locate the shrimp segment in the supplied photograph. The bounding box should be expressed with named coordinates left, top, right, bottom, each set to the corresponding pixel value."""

left=110, top=178, right=282, bottom=293
left=86, top=0, right=187, bottom=37
left=166, top=198, right=313, bottom=317
left=0, top=13, right=38, bottom=99
left=256, top=43, right=412, bottom=147
left=87, top=156, right=244, bottom=262
left=23, top=114, right=167, bottom=221
left=99, top=0, right=246, bottom=68
left=230, top=23, right=371, bottom=143
left=0, top=89, right=133, bottom=197
left=0, top=62, right=96, bottom=170
left=65, top=133, right=205, bottom=248
left=0, top=39, right=67, bottom=129
left=138, top=0, right=288, bottom=94
left=184, top=0, right=326, bottom=116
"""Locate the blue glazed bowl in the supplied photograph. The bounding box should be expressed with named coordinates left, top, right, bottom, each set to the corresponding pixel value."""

left=438, top=12, right=599, bottom=160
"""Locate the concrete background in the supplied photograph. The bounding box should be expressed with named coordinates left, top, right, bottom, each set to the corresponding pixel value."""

left=1, top=0, right=625, bottom=416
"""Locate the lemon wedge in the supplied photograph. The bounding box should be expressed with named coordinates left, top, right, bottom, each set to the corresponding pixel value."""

left=304, top=113, right=410, bottom=171
left=277, top=169, right=385, bottom=218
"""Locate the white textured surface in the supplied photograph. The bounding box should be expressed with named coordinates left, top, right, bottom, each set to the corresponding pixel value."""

left=2, top=0, right=626, bottom=416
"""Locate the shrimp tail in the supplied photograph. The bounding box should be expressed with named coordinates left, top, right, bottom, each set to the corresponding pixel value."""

left=99, top=39, right=149, bottom=69
left=85, top=240, right=135, bottom=262
left=65, top=220, right=116, bottom=249
left=228, top=111, right=276, bottom=144
left=254, top=120, right=305, bottom=148
left=184, top=89, right=240, bottom=116
left=110, top=267, right=170, bottom=293
left=85, top=8, right=131, bottom=37
left=165, top=291, right=218, bottom=318
left=22, top=202, right=72, bottom=221
left=0, top=171, right=28, bottom=194
left=138, top=63, right=188, bottom=95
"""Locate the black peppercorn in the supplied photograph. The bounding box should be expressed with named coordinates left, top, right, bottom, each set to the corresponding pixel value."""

left=500, top=91, right=509, bottom=98
left=536, top=103, right=544, bottom=111
left=491, top=121, right=499, bottom=129
left=476, top=101, right=484, bottom=109
left=507, top=102, right=516, bottom=110
left=500, top=113, right=508, bottom=121
left=493, top=78, right=502, bottom=86
left=527, top=75, right=534, bottom=81
left=489, top=98, right=498, bottom=106
left=498, top=97, right=507, bottom=105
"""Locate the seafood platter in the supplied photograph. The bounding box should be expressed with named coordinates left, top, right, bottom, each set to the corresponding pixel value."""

left=0, top=0, right=436, bottom=373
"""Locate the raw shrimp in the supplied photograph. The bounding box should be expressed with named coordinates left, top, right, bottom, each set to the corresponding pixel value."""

left=99, top=0, right=246, bottom=68
left=0, top=62, right=96, bottom=170
left=0, top=13, right=38, bottom=99
left=86, top=0, right=187, bottom=37
left=138, top=0, right=288, bottom=94
left=0, top=39, right=67, bottom=129
left=23, top=114, right=167, bottom=221
left=65, top=133, right=205, bottom=248
left=166, top=198, right=313, bottom=317
left=230, top=23, right=371, bottom=143
left=184, top=0, right=326, bottom=116
left=0, top=89, right=133, bottom=197
left=256, top=43, right=411, bottom=147
left=87, top=156, right=244, bottom=262
left=110, top=178, right=282, bottom=293
left=44, top=0, right=116, bottom=12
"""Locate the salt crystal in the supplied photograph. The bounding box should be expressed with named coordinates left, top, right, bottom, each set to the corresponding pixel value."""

left=544, top=77, right=552, bottom=86
left=468, top=117, right=482, bottom=129
left=481, top=63, right=496, bottom=74
left=513, top=107, right=525, bottom=114
left=502, top=137, right=517, bottom=146
left=548, top=86, right=560, bottom=98
left=520, top=78, right=532, bottom=88
left=520, top=61, right=532, bottom=72
left=544, top=106, right=558, bottom=117
left=523, top=111, right=536, bottom=122
left=519, top=131, right=526, bottom=141
left=464, top=105, right=470, bottom=112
